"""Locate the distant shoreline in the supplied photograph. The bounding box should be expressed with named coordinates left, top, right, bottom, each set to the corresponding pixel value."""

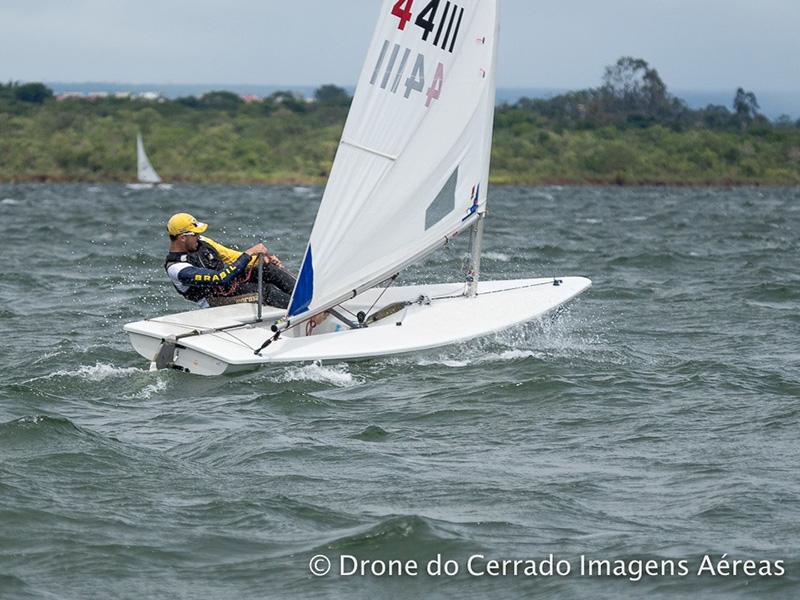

left=0, top=175, right=791, bottom=188
left=2, top=81, right=798, bottom=187
left=44, top=82, right=800, bottom=121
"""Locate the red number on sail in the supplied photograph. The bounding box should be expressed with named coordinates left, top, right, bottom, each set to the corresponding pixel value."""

left=425, top=62, right=444, bottom=107
left=391, top=0, right=414, bottom=30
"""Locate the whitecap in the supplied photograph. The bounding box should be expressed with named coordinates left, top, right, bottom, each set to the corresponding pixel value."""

left=415, top=356, right=472, bottom=368
left=277, top=361, right=361, bottom=387
left=127, top=378, right=169, bottom=400
left=529, top=190, right=556, bottom=201
left=490, top=349, right=541, bottom=362
left=292, top=186, right=320, bottom=199
left=2, top=198, right=21, bottom=205
left=482, top=251, right=510, bottom=262
left=415, top=347, right=542, bottom=368
left=44, top=362, right=145, bottom=382
left=14, top=414, right=48, bottom=424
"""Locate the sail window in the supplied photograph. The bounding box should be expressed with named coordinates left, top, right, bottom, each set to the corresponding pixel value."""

left=425, top=168, right=458, bottom=230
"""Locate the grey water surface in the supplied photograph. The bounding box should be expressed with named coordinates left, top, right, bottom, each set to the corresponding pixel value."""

left=0, top=183, right=798, bottom=599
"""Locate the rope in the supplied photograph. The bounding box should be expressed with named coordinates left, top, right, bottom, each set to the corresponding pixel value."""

left=429, top=279, right=559, bottom=301
left=365, top=274, right=398, bottom=317
left=305, top=318, right=317, bottom=337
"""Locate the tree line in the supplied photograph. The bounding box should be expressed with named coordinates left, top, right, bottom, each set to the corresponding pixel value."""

left=497, top=57, right=784, bottom=134
left=1, top=58, right=798, bottom=185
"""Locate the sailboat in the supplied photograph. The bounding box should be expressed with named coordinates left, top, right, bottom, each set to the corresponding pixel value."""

left=124, top=0, right=591, bottom=375
left=127, top=132, right=172, bottom=190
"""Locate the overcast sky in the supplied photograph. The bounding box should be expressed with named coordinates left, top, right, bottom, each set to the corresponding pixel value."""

left=2, top=0, right=798, bottom=96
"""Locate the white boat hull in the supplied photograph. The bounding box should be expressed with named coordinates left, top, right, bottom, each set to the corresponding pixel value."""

left=124, top=277, right=591, bottom=376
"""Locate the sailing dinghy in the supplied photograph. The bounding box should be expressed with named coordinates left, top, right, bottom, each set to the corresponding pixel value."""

left=124, top=0, right=591, bottom=375
left=127, top=132, right=172, bottom=190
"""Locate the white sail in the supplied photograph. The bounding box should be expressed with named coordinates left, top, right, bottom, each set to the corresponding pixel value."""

left=288, top=0, right=499, bottom=319
left=136, top=132, right=163, bottom=184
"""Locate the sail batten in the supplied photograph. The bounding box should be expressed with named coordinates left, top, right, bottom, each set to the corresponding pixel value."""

left=287, top=0, right=498, bottom=319
left=340, top=138, right=399, bottom=161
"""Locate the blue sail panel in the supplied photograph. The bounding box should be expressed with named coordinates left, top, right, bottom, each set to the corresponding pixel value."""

left=288, top=247, right=314, bottom=317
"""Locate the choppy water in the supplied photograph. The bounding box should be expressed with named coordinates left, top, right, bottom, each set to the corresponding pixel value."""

left=1, top=183, right=798, bottom=599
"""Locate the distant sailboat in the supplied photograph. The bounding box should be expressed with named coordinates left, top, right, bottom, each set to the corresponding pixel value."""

left=127, top=132, right=172, bottom=189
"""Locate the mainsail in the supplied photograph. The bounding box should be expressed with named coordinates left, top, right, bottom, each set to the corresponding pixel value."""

left=288, top=0, right=499, bottom=319
left=136, top=132, right=163, bottom=184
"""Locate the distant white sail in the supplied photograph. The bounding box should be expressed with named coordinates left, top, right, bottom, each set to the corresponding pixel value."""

left=136, top=132, right=162, bottom=184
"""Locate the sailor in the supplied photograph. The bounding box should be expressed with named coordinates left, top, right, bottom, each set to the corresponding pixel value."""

left=164, top=212, right=296, bottom=309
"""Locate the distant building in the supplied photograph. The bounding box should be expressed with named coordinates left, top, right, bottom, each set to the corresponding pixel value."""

left=55, top=89, right=164, bottom=102
left=56, top=92, right=85, bottom=101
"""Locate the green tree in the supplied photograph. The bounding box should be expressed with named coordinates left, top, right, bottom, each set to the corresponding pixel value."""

left=0, top=81, right=12, bottom=101
left=701, top=104, right=735, bottom=130
left=199, top=90, right=243, bottom=111
left=269, top=90, right=308, bottom=113
left=15, top=82, right=54, bottom=103
left=314, top=84, right=350, bottom=105
left=601, top=57, right=671, bottom=119
left=733, top=88, right=759, bottom=133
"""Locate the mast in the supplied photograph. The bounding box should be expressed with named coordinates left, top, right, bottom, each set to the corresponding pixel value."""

left=467, top=212, right=485, bottom=297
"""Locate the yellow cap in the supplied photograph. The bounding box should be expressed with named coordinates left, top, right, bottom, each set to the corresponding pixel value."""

left=167, top=213, right=208, bottom=236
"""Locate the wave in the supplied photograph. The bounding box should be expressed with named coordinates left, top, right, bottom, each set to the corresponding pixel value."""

left=351, top=424, right=392, bottom=441
left=42, top=362, right=144, bottom=382
left=393, top=307, right=605, bottom=371
left=0, top=414, right=81, bottom=437
left=0, top=574, right=60, bottom=600
left=273, top=362, right=363, bottom=388
left=0, top=416, right=126, bottom=463
left=481, top=251, right=511, bottom=262
left=319, top=514, right=475, bottom=558
left=17, top=360, right=167, bottom=400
